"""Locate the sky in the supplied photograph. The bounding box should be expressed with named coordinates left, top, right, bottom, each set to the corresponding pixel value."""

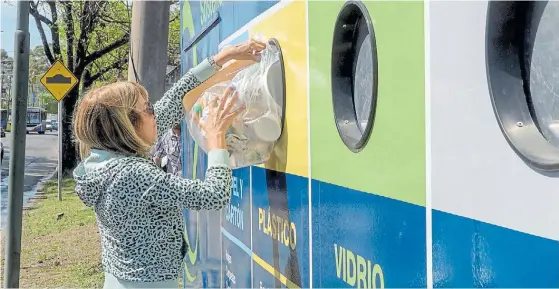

left=1, top=1, right=50, bottom=57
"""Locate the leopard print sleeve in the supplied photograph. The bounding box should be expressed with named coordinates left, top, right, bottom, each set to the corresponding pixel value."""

left=154, top=58, right=218, bottom=140
left=153, top=71, right=201, bottom=140
left=134, top=159, right=232, bottom=210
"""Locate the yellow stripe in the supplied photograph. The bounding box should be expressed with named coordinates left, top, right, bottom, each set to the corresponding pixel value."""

left=249, top=1, right=309, bottom=177
left=252, top=253, right=300, bottom=288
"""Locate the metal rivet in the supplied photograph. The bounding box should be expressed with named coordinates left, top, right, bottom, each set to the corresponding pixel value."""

left=517, top=121, right=524, bottom=127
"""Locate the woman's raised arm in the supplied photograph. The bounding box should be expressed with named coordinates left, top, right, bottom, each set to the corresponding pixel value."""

left=153, top=57, right=219, bottom=140
left=153, top=39, right=266, bottom=140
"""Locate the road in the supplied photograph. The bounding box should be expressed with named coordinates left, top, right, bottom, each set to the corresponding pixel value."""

left=1, top=130, right=58, bottom=226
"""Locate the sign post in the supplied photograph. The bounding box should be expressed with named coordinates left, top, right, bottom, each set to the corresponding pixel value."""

left=40, top=59, right=78, bottom=201
left=4, top=2, right=30, bottom=287
left=58, top=101, right=62, bottom=200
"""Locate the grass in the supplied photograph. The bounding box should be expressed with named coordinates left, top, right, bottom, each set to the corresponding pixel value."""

left=1, top=179, right=103, bottom=288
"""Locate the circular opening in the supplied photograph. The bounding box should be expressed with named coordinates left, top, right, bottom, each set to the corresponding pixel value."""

left=486, top=0, right=559, bottom=171
left=525, top=2, right=559, bottom=146
left=266, top=38, right=287, bottom=139
left=331, top=0, right=378, bottom=153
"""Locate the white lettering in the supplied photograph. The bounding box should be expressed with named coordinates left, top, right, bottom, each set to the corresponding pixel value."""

left=226, top=249, right=232, bottom=264
left=226, top=265, right=236, bottom=285
left=231, top=176, right=244, bottom=199
left=225, top=203, right=244, bottom=231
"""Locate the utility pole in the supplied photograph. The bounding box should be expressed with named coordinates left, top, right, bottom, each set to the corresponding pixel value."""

left=3, top=1, right=30, bottom=288
left=128, top=1, right=170, bottom=103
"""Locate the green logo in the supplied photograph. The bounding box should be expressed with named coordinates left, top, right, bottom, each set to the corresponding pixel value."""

left=183, top=142, right=201, bottom=282
left=182, top=0, right=198, bottom=67
left=182, top=2, right=201, bottom=282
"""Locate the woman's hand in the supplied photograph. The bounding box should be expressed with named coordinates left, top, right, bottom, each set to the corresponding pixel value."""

left=212, top=39, right=267, bottom=67
left=194, top=86, right=245, bottom=151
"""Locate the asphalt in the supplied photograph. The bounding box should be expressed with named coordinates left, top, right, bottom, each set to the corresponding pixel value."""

left=1, top=130, right=59, bottom=226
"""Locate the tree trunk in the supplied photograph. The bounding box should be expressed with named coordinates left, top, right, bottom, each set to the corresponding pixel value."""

left=60, top=86, right=79, bottom=177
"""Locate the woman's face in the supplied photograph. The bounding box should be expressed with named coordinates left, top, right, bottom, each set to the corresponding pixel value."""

left=134, top=96, right=157, bottom=145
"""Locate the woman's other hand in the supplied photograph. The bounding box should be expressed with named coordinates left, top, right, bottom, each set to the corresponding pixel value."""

left=194, top=86, right=245, bottom=151
left=212, top=39, right=267, bottom=67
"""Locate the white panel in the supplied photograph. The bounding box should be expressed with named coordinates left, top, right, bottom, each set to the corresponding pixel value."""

left=430, top=0, right=559, bottom=240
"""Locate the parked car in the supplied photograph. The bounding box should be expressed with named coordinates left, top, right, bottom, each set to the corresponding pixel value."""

left=46, top=120, right=53, bottom=132
left=51, top=120, right=58, bottom=131
left=46, top=119, right=58, bottom=131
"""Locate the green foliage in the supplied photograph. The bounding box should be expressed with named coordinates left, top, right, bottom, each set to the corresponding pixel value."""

left=169, top=5, right=181, bottom=67
left=82, top=0, right=131, bottom=85
left=27, top=0, right=182, bottom=174
left=29, top=45, right=50, bottom=84
left=29, top=0, right=181, bottom=91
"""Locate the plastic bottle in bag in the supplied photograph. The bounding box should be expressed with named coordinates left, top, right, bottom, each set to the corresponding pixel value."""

left=187, top=42, right=283, bottom=169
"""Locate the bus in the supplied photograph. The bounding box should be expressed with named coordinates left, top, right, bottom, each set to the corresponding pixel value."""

left=7, top=107, right=47, bottom=134
left=0, top=108, right=7, bottom=130
left=179, top=1, right=558, bottom=288
left=5, top=107, right=47, bottom=134
left=26, top=107, right=47, bottom=134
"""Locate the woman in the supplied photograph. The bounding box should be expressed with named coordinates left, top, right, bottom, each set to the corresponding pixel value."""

left=72, top=39, right=266, bottom=288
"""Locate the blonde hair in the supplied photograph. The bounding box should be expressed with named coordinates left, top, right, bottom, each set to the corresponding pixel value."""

left=73, top=81, right=151, bottom=160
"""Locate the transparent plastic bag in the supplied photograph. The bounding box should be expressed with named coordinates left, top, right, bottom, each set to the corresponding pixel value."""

left=187, top=42, right=283, bottom=169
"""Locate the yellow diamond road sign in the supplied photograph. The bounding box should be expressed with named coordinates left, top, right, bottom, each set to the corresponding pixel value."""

left=40, top=60, right=78, bottom=102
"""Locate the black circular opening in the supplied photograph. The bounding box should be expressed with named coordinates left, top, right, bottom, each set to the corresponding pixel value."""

left=331, top=0, right=378, bottom=153
left=266, top=38, right=287, bottom=138
left=486, top=0, right=559, bottom=171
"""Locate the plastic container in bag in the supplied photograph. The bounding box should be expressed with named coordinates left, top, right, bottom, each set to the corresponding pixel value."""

left=187, top=42, right=284, bottom=169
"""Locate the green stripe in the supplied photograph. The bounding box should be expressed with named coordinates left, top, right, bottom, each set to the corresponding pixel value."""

left=309, top=1, right=426, bottom=206
left=192, top=143, right=199, bottom=179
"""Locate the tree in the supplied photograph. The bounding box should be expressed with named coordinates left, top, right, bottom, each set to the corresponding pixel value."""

left=1, top=49, right=14, bottom=109
left=29, top=0, right=132, bottom=176
left=168, top=4, right=180, bottom=67
left=28, top=45, right=50, bottom=107
left=28, top=0, right=180, bottom=176
left=38, top=92, right=58, bottom=114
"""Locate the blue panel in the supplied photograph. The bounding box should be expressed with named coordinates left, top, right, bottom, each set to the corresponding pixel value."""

left=311, top=180, right=427, bottom=288
left=253, top=261, right=279, bottom=288
left=181, top=0, right=278, bottom=72
left=200, top=210, right=222, bottom=288
left=432, top=210, right=559, bottom=288
left=222, top=228, right=252, bottom=288
left=223, top=167, right=251, bottom=246
left=179, top=2, right=284, bottom=288
left=251, top=167, right=310, bottom=288
left=221, top=167, right=252, bottom=288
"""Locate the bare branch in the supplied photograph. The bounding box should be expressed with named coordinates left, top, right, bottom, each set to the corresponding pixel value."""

left=99, top=12, right=130, bottom=26
left=84, top=37, right=129, bottom=66
left=84, top=56, right=128, bottom=88
left=47, top=0, right=62, bottom=59
left=61, top=0, right=74, bottom=71
left=29, top=1, right=54, bottom=64
left=75, top=1, right=111, bottom=71
left=29, top=1, right=53, bottom=26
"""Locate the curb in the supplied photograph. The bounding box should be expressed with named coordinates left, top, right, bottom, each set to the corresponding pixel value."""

left=22, top=167, right=59, bottom=211
left=35, top=166, right=58, bottom=193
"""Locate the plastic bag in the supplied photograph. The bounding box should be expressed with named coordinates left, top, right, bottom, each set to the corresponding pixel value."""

left=187, top=42, right=283, bottom=169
